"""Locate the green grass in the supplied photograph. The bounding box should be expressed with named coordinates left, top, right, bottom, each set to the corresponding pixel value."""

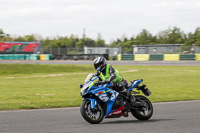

left=0, top=64, right=200, bottom=110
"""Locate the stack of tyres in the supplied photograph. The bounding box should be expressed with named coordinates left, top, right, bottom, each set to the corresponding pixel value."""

left=149, top=54, right=163, bottom=61
left=45, top=54, right=52, bottom=60
left=0, top=54, right=3, bottom=60
left=39, top=54, right=52, bottom=60
left=3, top=54, right=14, bottom=60
left=134, top=54, right=150, bottom=61
left=0, top=54, right=52, bottom=60
left=121, top=55, right=134, bottom=60
left=195, top=54, right=200, bottom=61
left=14, top=54, right=25, bottom=60
left=30, top=54, right=40, bottom=60
left=164, top=54, right=179, bottom=61
left=25, top=54, right=31, bottom=60
left=40, top=54, right=46, bottom=60
left=180, top=54, right=195, bottom=60
left=118, top=54, right=121, bottom=61
left=3, top=54, right=8, bottom=60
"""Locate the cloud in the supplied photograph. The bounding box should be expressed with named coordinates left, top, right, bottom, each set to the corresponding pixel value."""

left=0, top=0, right=200, bottom=42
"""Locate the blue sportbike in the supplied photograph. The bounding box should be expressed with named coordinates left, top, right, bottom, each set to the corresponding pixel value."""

left=80, top=73, right=153, bottom=124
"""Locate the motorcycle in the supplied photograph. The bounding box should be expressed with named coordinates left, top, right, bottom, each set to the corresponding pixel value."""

left=79, top=73, right=153, bottom=124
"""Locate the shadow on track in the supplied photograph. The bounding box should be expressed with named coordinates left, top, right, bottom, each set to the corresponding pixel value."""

left=101, top=119, right=175, bottom=124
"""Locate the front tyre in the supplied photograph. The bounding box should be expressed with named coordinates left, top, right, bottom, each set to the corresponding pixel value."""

left=80, top=100, right=104, bottom=124
left=131, top=95, right=153, bottom=120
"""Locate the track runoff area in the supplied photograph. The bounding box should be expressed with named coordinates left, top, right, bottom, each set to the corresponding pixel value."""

left=0, top=60, right=200, bottom=66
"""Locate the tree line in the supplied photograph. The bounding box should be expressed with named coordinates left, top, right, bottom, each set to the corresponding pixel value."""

left=0, top=27, right=200, bottom=51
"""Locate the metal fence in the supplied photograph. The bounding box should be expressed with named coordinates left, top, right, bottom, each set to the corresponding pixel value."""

left=36, top=47, right=84, bottom=55
left=178, top=46, right=200, bottom=54
left=35, top=46, right=200, bottom=55
left=132, top=45, right=200, bottom=54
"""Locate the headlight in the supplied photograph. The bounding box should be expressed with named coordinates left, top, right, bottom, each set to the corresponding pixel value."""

left=80, top=85, right=89, bottom=97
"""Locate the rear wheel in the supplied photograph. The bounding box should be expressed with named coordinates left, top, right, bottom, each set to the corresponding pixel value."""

left=80, top=100, right=104, bottom=124
left=131, top=95, right=153, bottom=120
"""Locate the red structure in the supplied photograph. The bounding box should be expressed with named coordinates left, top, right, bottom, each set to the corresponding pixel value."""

left=23, top=43, right=39, bottom=52
left=0, top=42, right=40, bottom=53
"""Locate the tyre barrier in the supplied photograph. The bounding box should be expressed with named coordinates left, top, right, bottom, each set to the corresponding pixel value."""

left=180, top=54, right=195, bottom=60
left=134, top=54, right=150, bottom=61
left=119, top=54, right=200, bottom=61
left=195, top=54, right=200, bottom=61
left=0, top=54, right=52, bottom=60
left=164, top=54, right=179, bottom=61
left=149, top=54, right=163, bottom=61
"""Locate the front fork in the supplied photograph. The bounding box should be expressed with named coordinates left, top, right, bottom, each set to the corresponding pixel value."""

left=83, top=98, right=98, bottom=110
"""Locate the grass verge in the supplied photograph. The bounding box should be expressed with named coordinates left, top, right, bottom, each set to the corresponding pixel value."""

left=0, top=64, right=199, bottom=110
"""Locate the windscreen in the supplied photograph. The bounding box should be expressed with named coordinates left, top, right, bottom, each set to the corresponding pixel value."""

left=84, top=73, right=94, bottom=83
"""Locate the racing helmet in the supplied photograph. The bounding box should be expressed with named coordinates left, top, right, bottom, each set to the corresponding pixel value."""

left=93, top=56, right=107, bottom=72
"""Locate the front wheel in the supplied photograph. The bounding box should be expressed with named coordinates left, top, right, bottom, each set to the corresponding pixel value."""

left=80, top=100, right=104, bottom=124
left=131, top=95, right=153, bottom=120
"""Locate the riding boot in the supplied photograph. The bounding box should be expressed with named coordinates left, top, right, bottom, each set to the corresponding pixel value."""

left=126, top=90, right=145, bottom=108
left=127, top=91, right=135, bottom=104
left=121, top=89, right=134, bottom=104
left=120, top=88, right=129, bottom=117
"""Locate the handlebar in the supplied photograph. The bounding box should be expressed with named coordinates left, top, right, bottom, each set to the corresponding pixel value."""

left=94, top=80, right=111, bottom=87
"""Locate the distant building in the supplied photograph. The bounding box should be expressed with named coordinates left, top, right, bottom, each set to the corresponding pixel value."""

left=133, top=44, right=183, bottom=54
left=84, top=47, right=121, bottom=56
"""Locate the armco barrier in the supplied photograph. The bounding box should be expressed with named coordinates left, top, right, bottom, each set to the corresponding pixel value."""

left=195, top=54, right=200, bottom=61
left=149, top=54, right=163, bottom=61
left=134, top=54, right=150, bottom=61
left=180, top=54, right=195, bottom=60
left=164, top=54, right=179, bottom=61
left=121, top=54, right=134, bottom=60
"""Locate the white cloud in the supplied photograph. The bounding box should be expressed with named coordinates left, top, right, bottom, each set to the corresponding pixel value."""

left=0, top=0, right=200, bottom=43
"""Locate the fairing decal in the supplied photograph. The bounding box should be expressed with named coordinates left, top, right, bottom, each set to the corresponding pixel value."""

left=106, top=106, right=124, bottom=118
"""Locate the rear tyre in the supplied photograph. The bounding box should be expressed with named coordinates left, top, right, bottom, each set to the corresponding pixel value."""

left=130, top=95, right=153, bottom=120
left=80, top=100, right=104, bottom=124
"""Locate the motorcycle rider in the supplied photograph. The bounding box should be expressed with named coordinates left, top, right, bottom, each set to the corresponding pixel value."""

left=93, top=56, right=143, bottom=108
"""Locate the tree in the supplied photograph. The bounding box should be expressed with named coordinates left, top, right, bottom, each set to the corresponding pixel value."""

left=25, top=35, right=36, bottom=42
left=0, top=29, right=4, bottom=36
left=95, top=33, right=106, bottom=47
left=168, top=27, right=185, bottom=44
left=156, top=27, right=185, bottom=44
left=0, top=29, right=5, bottom=40
left=135, top=29, right=154, bottom=45
left=14, top=36, right=26, bottom=42
left=193, top=27, right=200, bottom=46
left=84, top=38, right=96, bottom=47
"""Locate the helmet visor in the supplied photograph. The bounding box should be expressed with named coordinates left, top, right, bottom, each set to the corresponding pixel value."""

left=94, top=63, right=101, bottom=70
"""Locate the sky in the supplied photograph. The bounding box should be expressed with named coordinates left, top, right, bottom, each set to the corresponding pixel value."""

left=0, top=0, right=200, bottom=43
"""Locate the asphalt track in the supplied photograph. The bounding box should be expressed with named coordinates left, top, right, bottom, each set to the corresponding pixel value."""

left=0, top=61, right=199, bottom=133
left=0, top=100, right=200, bottom=133
left=0, top=60, right=200, bottom=66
